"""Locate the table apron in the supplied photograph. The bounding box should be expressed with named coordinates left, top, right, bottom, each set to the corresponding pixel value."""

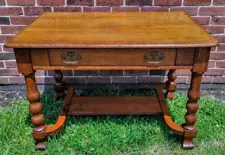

left=29, top=48, right=196, bottom=70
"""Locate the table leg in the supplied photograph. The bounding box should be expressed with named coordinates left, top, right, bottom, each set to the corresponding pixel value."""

left=54, top=70, right=65, bottom=99
left=183, top=71, right=202, bottom=149
left=24, top=72, right=46, bottom=150
left=166, top=69, right=176, bottom=100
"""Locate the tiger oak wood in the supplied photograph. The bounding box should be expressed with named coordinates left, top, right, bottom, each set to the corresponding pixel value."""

left=5, top=12, right=218, bottom=48
left=5, top=12, right=218, bottom=151
left=68, top=96, right=162, bottom=115
left=49, top=48, right=176, bottom=66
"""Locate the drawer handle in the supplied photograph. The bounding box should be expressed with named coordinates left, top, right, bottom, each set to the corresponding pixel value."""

left=61, top=52, right=82, bottom=65
left=144, top=52, right=164, bottom=64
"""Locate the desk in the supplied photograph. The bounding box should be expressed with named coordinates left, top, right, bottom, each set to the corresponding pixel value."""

left=5, top=12, right=218, bottom=150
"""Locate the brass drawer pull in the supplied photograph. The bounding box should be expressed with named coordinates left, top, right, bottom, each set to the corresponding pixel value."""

left=144, top=52, right=164, bottom=64
left=61, top=52, right=82, bottom=65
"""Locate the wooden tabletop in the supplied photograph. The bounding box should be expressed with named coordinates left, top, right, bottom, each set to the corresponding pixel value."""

left=5, top=12, right=218, bottom=48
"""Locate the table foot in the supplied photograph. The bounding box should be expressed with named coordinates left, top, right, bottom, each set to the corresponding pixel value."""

left=183, top=139, right=195, bottom=149
left=32, top=125, right=46, bottom=150
left=36, top=142, right=46, bottom=150
left=182, top=125, right=197, bottom=149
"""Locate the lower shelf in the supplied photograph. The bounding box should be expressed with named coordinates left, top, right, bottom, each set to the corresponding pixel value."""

left=68, top=96, right=162, bottom=115
left=45, top=84, right=184, bottom=142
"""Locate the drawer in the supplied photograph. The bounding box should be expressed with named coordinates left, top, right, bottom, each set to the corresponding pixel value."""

left=48, top=49, right=176, bottom=66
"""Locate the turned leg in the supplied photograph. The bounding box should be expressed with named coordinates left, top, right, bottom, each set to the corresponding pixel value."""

left=54, top=70, right=65, bottom=99
left=24, top=72, right=46, bottom=150
left=183, top=71, right=202, bottom=149
left=166, top=69, right=176, bottom=100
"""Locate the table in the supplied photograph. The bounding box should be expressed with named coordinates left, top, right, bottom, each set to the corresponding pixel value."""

left=5, top=12, right=218, bottom=150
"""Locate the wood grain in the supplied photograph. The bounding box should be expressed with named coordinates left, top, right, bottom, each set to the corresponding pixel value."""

left=176, top=48, right=195, bottom=66
left=5, top=12, right=218, bottom=48
left=10, top=12, right=218, bottom=150
left=14, top=48, right=33, bottom=74
left=24, top=72, right=46, bottom=150
left=156, top=84, right=184, bottom=135
left=49, top=48, right=176, bottom=66
left=33, top=65, right=193, bottom=70
left=68, top=96, right=162, bottom=115
left=46, top=87, right=74, bottom=136
left=193, top=47, right=211, bottom=73
left=183, top=72, right=202, bottom=149
left=31, top=49, right=50, bottom=66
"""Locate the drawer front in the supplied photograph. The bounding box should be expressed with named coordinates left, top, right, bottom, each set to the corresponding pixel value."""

left=48, top=49, right=176, bottom=66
